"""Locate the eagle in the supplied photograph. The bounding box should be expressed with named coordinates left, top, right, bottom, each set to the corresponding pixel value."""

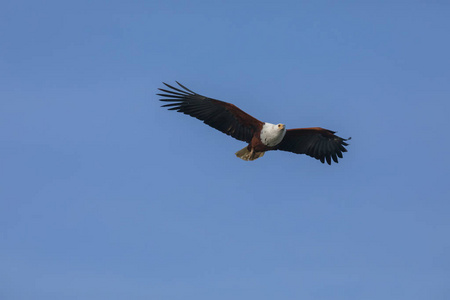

left=158, top=82, right=350, bottom=164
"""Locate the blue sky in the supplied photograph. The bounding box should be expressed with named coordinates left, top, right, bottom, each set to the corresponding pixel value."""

left=1, top=1, right=449, bottom=299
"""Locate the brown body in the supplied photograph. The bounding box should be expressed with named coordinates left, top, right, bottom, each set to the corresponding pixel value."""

left=235, top=126, right=268, bottom=161
left=250, top=124, right=267, bottom=152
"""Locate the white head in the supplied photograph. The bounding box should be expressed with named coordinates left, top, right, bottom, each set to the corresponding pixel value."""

left=260, top=122, right=286, bottom=146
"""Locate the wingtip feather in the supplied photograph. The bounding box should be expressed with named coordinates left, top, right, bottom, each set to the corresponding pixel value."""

left=176, top=81, right=196, bottom=94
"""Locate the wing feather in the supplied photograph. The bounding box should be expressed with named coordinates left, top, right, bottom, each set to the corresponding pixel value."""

left=276, top=127, right=350, bottom=165
left=158, top=82, right=263, bottom=143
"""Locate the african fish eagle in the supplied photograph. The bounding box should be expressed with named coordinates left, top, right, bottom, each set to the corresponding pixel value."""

left=158, top=82, right=350, bottom=164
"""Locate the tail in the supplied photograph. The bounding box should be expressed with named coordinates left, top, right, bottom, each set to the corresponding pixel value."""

left=235, top=147, right=265, bottom=161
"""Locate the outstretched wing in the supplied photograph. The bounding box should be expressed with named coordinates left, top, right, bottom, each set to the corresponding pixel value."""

left=276, top=127, right=350, bottom=165
left=158, top=82, right=263, bottom=143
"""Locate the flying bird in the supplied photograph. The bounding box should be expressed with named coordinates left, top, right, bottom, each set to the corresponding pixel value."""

left=158, top=82, right=350, bottom=164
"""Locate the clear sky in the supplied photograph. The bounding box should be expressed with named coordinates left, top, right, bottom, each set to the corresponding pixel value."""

left=1, top=1, right=449, bottom=299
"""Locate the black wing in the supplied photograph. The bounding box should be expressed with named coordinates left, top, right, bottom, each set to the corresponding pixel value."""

left=158, top=82, right=263, bottom=143
left=276, top=127, right=350, bottom=165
